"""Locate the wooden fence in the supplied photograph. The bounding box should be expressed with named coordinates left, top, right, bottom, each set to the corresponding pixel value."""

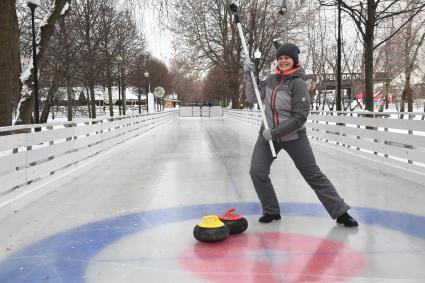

left=224, top=109, right=425, bottom=185
left=179, top=106, right=223, bottom=117
left=0, top=111, right=178, bottom=215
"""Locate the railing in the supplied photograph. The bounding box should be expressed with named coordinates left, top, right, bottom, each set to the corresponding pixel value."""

left=224, top=109, right=425, bottom=185
left=0, top=111, right=178, bottom=204
left=179, top=106, right=223, bottom=117
left=225, top=109, right=262, bottom=127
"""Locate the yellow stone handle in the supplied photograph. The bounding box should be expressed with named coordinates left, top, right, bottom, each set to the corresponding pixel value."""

left=197, top=215, right=225, bottom=228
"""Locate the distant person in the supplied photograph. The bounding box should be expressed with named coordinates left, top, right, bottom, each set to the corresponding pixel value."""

left=244, top=42, right=358, bottom=227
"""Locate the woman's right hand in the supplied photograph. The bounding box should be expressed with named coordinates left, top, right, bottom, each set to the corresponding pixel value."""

left=243, top=61, right=254, bottom=73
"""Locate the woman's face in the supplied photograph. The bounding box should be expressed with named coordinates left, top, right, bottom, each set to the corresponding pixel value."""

left=277, top=55, right=294, bottom=71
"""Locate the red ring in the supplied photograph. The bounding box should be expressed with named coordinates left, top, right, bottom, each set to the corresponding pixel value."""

left=180, top=232, right=367, bottom=283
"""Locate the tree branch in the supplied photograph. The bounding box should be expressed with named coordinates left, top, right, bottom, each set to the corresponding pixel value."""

left=374, top=5, right=425, bottom=50
left=15, top=0, right=67, bottom=125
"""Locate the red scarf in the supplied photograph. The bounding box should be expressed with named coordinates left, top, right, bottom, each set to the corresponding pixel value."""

left=275, top=66, right=300, bottom=76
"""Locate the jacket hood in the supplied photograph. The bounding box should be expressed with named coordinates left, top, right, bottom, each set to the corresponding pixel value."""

left=274, top=67, right=306, bottom=80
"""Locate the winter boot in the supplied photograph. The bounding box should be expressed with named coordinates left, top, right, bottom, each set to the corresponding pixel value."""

left=336, top=212, right=359, bottom=227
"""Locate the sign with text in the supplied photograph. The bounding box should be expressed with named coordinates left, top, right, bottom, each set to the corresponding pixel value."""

left=323, top=73, right=362, bottom=82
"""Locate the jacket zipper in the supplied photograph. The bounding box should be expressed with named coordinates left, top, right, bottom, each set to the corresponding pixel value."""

left=271, top=77, right=285, bottom=127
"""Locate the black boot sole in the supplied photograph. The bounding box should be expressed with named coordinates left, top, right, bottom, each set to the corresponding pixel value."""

left=259, top=214, right=281, bottom=223
left=337, top=220, right=359, bottom=227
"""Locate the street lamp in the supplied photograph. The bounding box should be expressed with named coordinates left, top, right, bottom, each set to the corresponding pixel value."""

left=144, top=71, right=151, bottom=112
left=116, top=55, right=123, bottom=115
left=254, top=49, right=261, bottom=85
left=278, top=0, right=288, bottom=43
left=144, top=71, right=150, bottom=93
left=336, top=0, right=342, bottom=111
left=254, top=49, right=262, bottom=110
left=27, top=0, right=40, bottom=124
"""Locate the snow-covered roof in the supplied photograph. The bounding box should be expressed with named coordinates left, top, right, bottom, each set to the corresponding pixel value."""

left=41, top=86, right=148, bottom=101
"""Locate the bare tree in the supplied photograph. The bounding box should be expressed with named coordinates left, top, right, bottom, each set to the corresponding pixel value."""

left=170, top=0, right=313, bottom=108
left=99, top=3, right=120, bottom=117
left=0, top=0, right=150, bottom=126
left=374, top=18, right=405, bottom=111
left=13, top=0, right=68, bottom=125
left=114, top=9, right=146, bottom=115
left=128, top=54, right=149, bottom=114
left=399, top=13, right=425, bottom=113
left=304, top=4, right=329, bottom=110
left=59, top=1, right=74, bottom=122
left=320, top=0, right=425, bottom=112
left=0, top=1, right=20, bottom=127
left=73, top=0, right=109, bottom=119
left=146, top=58, right=172, bottom=92
left=203, top=64, right=233, bottom=105
left=169, top=58, right=203, bottom=105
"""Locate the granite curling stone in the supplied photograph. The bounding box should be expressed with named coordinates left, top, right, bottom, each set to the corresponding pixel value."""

left=193, top=215, right=229, bottom=243
left=219, top=208, right=248, bottom=234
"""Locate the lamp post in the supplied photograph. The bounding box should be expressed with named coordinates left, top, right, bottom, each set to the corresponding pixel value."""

left=279, top=0, right=288, bottom=44
left=144, top=71, right=150, bottom=112
left=27, top=0, right=40, bottom=124
left=254, top=49, right=261, bottom=110
left=336, top=0, right=342, bottom=111
left=116, top=55, right=123, bottom=115
left=254, top=49, right=261, bottom=85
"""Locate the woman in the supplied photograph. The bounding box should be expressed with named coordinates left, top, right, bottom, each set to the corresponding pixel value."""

left=245, top=43, right=358, bottom=227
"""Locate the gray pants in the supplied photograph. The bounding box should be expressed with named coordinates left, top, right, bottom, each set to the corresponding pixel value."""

left=249, top=134, right=350, bottom=219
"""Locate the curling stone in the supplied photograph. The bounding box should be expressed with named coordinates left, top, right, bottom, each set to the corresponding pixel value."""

left=193, top=215, right=229, bottom=243
left=219, top=208, right=248, bottom=234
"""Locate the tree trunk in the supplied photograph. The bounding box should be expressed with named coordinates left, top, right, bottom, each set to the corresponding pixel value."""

left=15, top=0, right=67, bottom=125
left=379, top=79, right=390, bottom=112
left=40, top=80, right=60, bottom=123
left=86, top=87, right=91, bottom=118
left=407, top=85, right=413, bottom=113
left=228, top=72, right=241, bottom=109
left=0, top=1, right=18, bottom=127
left=108, top=84, right=113, bottom=117
left=137, top=89, right=142, bottom=114
left=363, top=2, right=377, bottom=112
left=106, top=67, right=113, bottom=117
left=121, top=65, right=126, bottom=115
left=401, top=66, right=414, bottom=113
left=89, top=82, right=96, bottom=118
left=404, top=25, right=425, bottom=113
left=59, top=12, right=72, bottom=122
left=66, top=77, right=72, bottom=121
left=364, top=34, right=374, bottom=112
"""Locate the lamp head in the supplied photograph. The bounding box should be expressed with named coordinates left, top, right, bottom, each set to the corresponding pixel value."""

left=254, top=49, right=261, bottom=59
left=229, top=3, right=238, bottom=13
left=26, top=0, right=40, bottom=9
left=229, top=3, right=240, bottom=23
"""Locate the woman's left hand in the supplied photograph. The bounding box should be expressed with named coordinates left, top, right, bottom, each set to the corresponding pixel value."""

left=262, top=129, right=273, bottom=141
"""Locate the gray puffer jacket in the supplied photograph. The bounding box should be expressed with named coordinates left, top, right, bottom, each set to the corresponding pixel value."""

left=245, top=67, right=310, bottom=142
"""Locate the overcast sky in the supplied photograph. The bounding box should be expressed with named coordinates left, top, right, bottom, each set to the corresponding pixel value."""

left=142, top=8, right=173, bottom=66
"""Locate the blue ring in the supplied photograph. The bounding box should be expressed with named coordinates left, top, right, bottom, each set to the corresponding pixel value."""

left=1, top=202, right=424, bottom=283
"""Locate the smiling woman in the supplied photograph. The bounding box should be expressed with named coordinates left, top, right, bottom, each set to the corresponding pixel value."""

left=245, top=42, right=359, bottom=227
